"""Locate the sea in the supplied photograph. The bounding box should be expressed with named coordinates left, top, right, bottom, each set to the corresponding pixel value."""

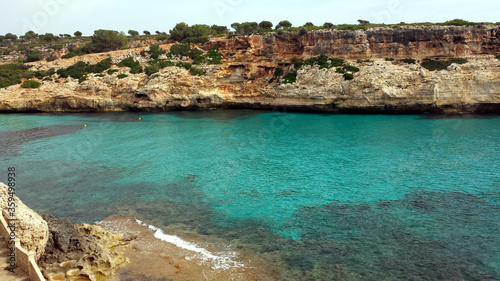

left=0, top=110, right=499, bottom=280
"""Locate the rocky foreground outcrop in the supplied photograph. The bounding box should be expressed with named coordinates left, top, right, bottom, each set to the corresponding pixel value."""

left=39, top=215, right=130, bottom=281
left=0, top=26, right=499, bottom=113
left=0, top=183, right=129, bottom=281
left=0, top=182, right=49, bottom=260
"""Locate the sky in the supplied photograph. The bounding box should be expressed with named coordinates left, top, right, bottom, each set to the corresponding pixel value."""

left=1, top=0, right=499, bottom=36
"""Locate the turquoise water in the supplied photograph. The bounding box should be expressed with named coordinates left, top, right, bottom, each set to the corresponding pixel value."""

left=0, top=111, right=499, bottom=280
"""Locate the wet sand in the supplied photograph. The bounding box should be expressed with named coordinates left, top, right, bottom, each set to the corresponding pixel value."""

left=99, top=215, right=276, bottom=281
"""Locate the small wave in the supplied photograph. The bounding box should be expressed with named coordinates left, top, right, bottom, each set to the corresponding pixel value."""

left=135, top=219, right=244, bottom=270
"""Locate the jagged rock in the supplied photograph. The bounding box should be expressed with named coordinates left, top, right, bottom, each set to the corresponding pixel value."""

left=39, top=218, right=130, bottom=281
left=447, top=63, right=462, bottom=71
left=40, top=214, right=86, bottom=264
left=419, top=68, right=427, bottom=78
left=0, top=182, right=49, bottom=260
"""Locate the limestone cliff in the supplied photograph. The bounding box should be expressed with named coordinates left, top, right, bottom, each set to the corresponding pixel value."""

left=0, top=26, right=499, bottom=113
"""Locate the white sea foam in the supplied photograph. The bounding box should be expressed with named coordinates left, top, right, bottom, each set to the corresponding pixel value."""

left=135, top=219, right=244, bottom=270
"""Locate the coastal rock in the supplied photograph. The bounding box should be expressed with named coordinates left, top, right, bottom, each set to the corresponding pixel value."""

left=0, top=182, right=49, bottom=260
left=40, top=214, right=86, bottom=264
left=72, top=223, right=129, bottom=280
left=38, top=216, right=130, bottom=281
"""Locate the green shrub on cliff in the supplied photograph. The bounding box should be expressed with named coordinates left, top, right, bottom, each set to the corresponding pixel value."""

left=93, top=58, right=112, bottom=72
left=283, top=71, right=297, bottom=84
left=170, top=22, right=223, bottom=42
left=62, top=51, right=84, bottom=59
left=34, top=69, right=55, bottom=79
left=302, top=56, right=345, bottom=69
left=190, top=49, right=206, bottom=65
left=90, top=29, right=126, bottom=52
left=442, top=19, right=477, bottom=26
left=148, top=44, right=166, bottom=60
left=26, top=49, right=42, bottom=62
left=421, top=58, right=468, bottom=71
left=176, top=61, right=192, bottom=70
left=145, top=64, right=160, bottom=76
left=57, top=58, right=113, bottom=80
left=343, top=65, right=360, bottom=72
left=343, top=73, right=354, bottom=80
left=277, top=20, right=293, bottom=30
left=401, top=58, right=416, bottom=64
left=189, top=67, right=205, bottom=76
left=117, top=73, right=128, bottom=79
left=330, top=58, right=346, bottom=68
left=496, top=55, right=500, bottom=60
left=57, top=61, right=89, bottom=79
left=206, top=47, right=223, bottom=64
left=447, top=58, right=468, bottom=65
left=21, top=79, right=41, bottom=88
left=158, top=60, right=175, bottom=68
left=293, top=59, right=304, bottom=70
left=274, top=68, right=284, bottom=76
left=188, top=47, right=222, bottom=65
left=0, top=63, right=34, bottom=88
left=118, top=57, right=142, bottom=74
left=170, top=44, right=190, bottom=58
left=336, top=24, right=367, bottom=31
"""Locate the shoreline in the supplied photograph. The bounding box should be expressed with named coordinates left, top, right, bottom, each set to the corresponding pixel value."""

left=1, top=105, right=500, bottom=115
left=99, top=215, right=276, bottom=281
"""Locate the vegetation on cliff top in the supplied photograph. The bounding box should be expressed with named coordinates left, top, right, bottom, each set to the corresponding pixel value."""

left=0, top=18, right=496, bottom=66
left=421, top=58, right=468, bottom=71
left=21, top=79, right=41, bottom=88
left=57, top=58, right=113, bottom=81
left=270, top=55, right=362, bottom=84
left=0, top=63, right=34, bottom=88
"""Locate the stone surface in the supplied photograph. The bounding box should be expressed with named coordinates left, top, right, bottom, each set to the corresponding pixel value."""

left=0, top=182, right=49, bottom=260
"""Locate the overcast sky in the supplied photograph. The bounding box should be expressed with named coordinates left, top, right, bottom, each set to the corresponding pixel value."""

left=1, top=0, right=499, bottom=36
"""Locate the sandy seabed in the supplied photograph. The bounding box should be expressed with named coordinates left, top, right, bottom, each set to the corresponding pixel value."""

left=99, top=215, right=276, bottom=281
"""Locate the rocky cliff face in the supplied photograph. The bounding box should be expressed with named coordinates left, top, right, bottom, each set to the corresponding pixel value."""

left=0, top=26, right=499, bottom=113
left=221, top=25, right=500, bottom=60
left=0, top=182, right=49, bottom=260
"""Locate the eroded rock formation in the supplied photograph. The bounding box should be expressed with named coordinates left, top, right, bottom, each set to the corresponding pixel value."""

left=39, top=214, right=130, bottom=281
left=0, top=182, right=49, bottom=260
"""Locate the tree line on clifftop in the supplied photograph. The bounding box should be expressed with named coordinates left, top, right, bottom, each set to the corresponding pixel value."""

left=1, top=19, right=498, bottom=62
left=1, top=18, right=497, bottom=53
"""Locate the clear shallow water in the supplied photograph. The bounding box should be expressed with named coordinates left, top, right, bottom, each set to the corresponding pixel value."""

left=0, top=111, right=499, bottom=280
